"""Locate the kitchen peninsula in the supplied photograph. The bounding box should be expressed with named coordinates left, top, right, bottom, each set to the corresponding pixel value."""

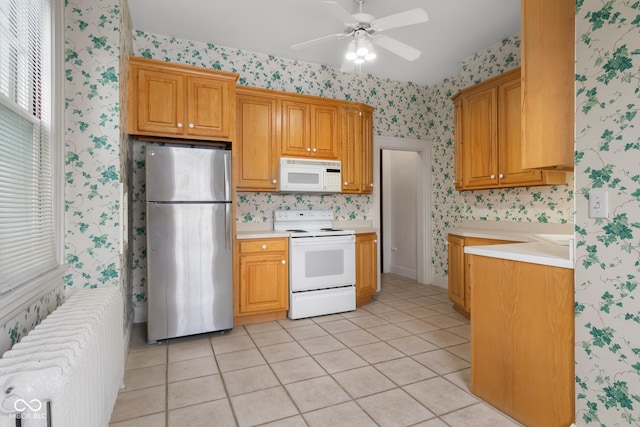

left=448, top=220, right=575, bottom=426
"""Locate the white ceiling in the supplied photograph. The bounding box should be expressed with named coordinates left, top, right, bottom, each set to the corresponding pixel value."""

left=128, top=0, right=521, bottom=86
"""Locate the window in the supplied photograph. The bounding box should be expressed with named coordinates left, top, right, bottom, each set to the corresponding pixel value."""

left=0, top=0, right=60, bottom=297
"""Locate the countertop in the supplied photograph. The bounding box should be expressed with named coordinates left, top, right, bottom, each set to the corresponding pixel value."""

left=450, top=220, right=574, bottom=269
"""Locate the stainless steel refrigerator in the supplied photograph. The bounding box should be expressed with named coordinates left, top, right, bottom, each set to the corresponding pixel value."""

left=145, top=145, right=233, bottom=342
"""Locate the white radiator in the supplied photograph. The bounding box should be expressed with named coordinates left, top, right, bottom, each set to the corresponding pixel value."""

left=0, top=287, right=124, bottom=427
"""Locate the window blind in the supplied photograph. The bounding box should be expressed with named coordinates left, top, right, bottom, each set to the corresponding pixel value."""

left=0, top=0, right=56, bottom=294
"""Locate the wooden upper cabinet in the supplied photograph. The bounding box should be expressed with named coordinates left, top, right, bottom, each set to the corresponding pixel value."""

left=453, top=99, right=463, bottom=190
left=281, top=99, right=311, bottom=157
left=235, top=87, right=279, bottom=191
left=498, top=76, right=545, bottom=186
left=128, top=56, right=238, bottom=142
left=521, top=0, right=575, bottom=170
left=452, top=68, right=565, bottom=190
left=311, top=103, right=340, bottom=159
left=462, top=86, right=498, bottom=189
left=361, top=108, right=374, bottom=193
left=281, top=98, right=339, bottom=159
left=341, top=106, right=363, bottom=193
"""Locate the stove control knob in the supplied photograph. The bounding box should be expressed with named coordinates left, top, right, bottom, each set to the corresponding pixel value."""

left=281, top=260, right=286, bottom=265
left=262, top=244, right=267, bottom=250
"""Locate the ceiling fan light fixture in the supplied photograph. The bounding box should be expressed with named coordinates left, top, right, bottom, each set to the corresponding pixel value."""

left=356, top=38, right=369, bottom=57
left=354, top=57, right=365, bottom=64
left=345, top=40, right=358, bottom=60
left=364, top=50, right=376, bottom=61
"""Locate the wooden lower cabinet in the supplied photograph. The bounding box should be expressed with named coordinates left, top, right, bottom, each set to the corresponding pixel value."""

left=469, top=254, right=574, bottom=427
left=356, top=233, right=378, bottom=306
left=447, top=235, right=516, bottom=316
left=234, top=238, right=289, bottom=325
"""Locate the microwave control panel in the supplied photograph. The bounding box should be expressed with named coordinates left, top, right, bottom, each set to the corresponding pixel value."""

left=325, top=171, right=342, bottom=191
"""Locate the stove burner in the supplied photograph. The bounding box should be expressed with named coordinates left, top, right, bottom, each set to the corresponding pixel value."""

left=286, top=229, right=308, bottom=233
left=321, top=228, right=343, bottom=232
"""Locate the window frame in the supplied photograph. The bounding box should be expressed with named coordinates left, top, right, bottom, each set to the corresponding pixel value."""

left=0, top=0, right=65, bottom=323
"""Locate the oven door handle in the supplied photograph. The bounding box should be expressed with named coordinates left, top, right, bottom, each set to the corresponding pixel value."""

left=290, top=236, right=355, bottom=246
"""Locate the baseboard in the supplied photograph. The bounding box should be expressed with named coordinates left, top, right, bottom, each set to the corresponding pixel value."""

left=134, top=305, right=147, bottom=323
left=388, top=265, right=417, bottom=280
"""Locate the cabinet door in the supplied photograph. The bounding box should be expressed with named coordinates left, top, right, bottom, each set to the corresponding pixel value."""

left=238, top=252, right=288, bottom=314
left=447, top=235, right=466, bottom=311
left=236, top=91, right=279, bottom=191
left=134, top=67, right=185, bottom=135
left=453, top=99, right=463, bottom=190
left=498, top=77, right=544, bottom=186
left=361, top=109, right=374, bottom=193
left=281, top=99, right=311, bottom=157
left=341, top=106, right=363, bottom=193
left=521, top=0, right=574, bottom=170
left=186, top=76, right=232, bottom=139
left=311, top=103, right=339, bottom=159
left=469, top=255, right=575, bottom=426
left=462, top=88, right=498, bottom=188
left=356, top=233, right=378, bottom=306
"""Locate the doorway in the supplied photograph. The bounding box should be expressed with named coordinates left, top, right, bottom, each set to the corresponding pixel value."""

left=373, top=136, right=432, bottom=286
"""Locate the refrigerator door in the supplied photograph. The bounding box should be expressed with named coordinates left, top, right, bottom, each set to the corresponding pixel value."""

left=147, top=202, right=233, bottom=341
left=145, top=146, right=231, bottom=202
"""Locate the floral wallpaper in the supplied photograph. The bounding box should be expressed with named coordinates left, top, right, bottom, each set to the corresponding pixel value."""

left=574, top=1, right=640, bottom=425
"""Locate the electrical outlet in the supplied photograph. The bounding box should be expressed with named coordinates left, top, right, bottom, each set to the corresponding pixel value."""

left=589, top=189, right=609, bottom=218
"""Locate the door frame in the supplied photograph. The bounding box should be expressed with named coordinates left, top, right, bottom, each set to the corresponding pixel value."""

left=373, top=136, right=432, bottom=286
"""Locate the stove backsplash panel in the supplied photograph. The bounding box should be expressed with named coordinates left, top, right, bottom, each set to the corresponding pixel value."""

left=236, top=192, right=373, bottom=223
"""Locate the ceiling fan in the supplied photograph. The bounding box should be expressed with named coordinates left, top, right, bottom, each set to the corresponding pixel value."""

left=291, top=0, right=429, bottom=72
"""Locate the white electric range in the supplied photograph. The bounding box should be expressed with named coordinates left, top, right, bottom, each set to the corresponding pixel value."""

left=274, top=210, right=356, bottom=319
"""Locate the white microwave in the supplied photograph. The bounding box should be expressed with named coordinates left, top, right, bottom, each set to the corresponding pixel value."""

left=279, top=158, right=341, bottom=193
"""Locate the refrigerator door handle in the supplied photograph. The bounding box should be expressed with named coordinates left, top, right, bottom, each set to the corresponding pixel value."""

left=225, top=202, right=232, bottom=252
left=223, top=152, right=231, bottom=202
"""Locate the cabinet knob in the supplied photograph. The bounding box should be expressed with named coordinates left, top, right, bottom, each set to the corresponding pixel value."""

left=281, top=259, right=286, bottom=265
left=262, top=244, right=267, bottom=250
left=189, top=123, right=194, bottom=129
left=369, top=183, right=374, bottom=187
left=272, top=179, right=277, bottom=184
left=177, top=122, right=183, bottom=128
left=306, top=147, right=311, bottom=152
left=490, top=174, right=496, bottom=179
left=344, top=182, right=348, bottom=186
left=312, top=148, right=317, bottom=152
left=499, top=173, right=504, bottom=179
left=374, top=240, right=378, bottom=243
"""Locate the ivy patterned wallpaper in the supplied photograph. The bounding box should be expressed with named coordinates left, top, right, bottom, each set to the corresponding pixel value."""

left=574, top=1, right=640, bottom=424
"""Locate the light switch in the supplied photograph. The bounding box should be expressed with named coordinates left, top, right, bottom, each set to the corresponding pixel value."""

left=589, top=189, right=609, bottom=218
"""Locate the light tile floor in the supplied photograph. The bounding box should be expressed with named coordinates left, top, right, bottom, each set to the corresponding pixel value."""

left=110, top=274, right=522, bottom=427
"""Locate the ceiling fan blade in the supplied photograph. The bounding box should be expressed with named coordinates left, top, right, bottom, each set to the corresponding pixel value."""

left=340, top=57, right=356, bottom=73
left=372, top=8, right=429, bottom=31
left=372, top=34, right=421, bottom=61
left=322, top=1, right=358, bottom=26
left=291, top=33, right=344, bottom=50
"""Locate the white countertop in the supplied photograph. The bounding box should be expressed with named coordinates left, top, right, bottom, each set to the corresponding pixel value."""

left=464, top=242, right=574, bottom=269
left=450, top=220, right=575, bottom=269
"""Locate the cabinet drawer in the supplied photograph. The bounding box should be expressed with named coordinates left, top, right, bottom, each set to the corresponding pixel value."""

left=239, top=239, right=287, bottom=254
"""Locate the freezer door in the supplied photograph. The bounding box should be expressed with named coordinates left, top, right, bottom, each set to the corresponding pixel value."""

left=147, top=202, right=233, bottom=341
left=145, top=145, right=231, bottom=202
